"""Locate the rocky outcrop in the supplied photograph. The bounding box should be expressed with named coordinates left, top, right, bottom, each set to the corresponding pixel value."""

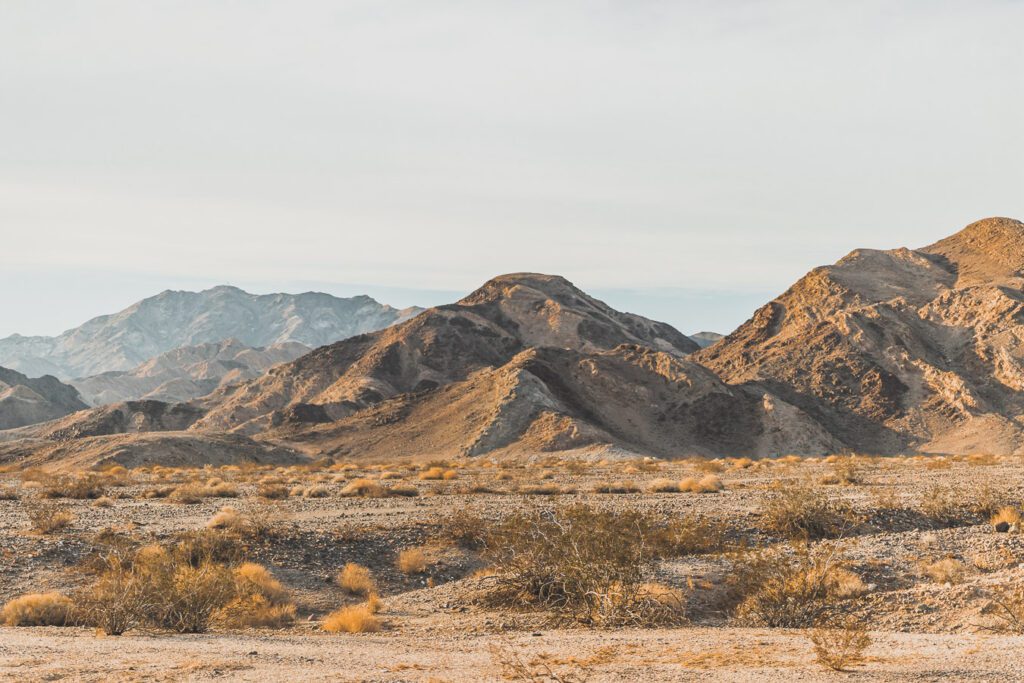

left=696, top=217, right=1024, bottom=455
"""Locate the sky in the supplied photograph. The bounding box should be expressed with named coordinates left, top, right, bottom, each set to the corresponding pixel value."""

left=1, top=0, right=1022, bottom=338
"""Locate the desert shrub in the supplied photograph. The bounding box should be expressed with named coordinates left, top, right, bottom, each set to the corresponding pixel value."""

left=386, top=485, right=419, bottom=497
left=918, top=485, right=968, bottom=527
left=27, top=504, right=75, bottom=534
left=0, top=486, right=19, bottom=500
left=828, top=457, right=863, bottom=485
left=418, top=467, right=447, bottom=481
left=969, top=484, right=1011, bottom=520
left=725, top=543, right=855, bottom=628
left=78, top=535, right=261, bottom=635
left=337, top=563, right=376, bottom=595
left=396, top=548, right=429, bottom=575
left=77, top=550, right=156, bottom=635
left=592, top=481, right=640, bottom=494
left=217, top=593, right=295, bottom=628
left=478, top=504, right=685, bottom=626
left=679, top=475, right=723, bottom=493
left=169, top=480, right=238, bottom=504
left=207, top=507, right=249, bottom=533
left=919, top=557, right=967, bottom=584
left=232, top=562, right=290, bottom=605
left=92, top=496, right=115, bottom=508
left=992, top=507, right=1022, bottom=531
left=37, top=473, right=107, bottom=500
left=256, top=483, right=290, bottom=500
left=440, top=510, right=489, bottom=550
left=442, top=469, right=459, bottom=481
left=340, top=478, right=384, bottom=497
left=695, top=460, right=725, bottom=474
left=154, top=559, right=237, bottom=633
left=303, top=484, right=330, bottom=498
left=760, top=485, right=857, bottom=540
left=168, top=484, right=205, bottom=504
left=322, top=602, right=382, bottom=633
left=217, top=562, right=295, bottom=629
left=647, top=478, right=681, bottom=493
left=171, top=529, right=247, bottom=567
left=1, top=592, right=73, bottom=626
left=518, top=484, right=564, bottom=496
left=655, top=516, right=731, bottom=556
left=809, top=617, right=872, bottom=671
left=983, top=585, right=1024, bottom=633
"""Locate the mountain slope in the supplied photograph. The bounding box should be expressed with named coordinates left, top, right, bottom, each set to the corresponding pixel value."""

left=0, top=367, right=88, bottom=430
left=70, top=339, right=311, bottom=405
left=0, top=286, right=421, bottom=379
left=274, top=344, right=838, bottom=460
left=696, top=217, right=1024, bottom=454
left=191, top=273, right=700, bottom=434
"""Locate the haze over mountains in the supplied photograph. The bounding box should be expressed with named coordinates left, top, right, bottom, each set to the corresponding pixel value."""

left=70, top=339, right=312, bottom=406
left=3, top=217, right=1024, bottom=466
left=0, top=286, right=422, bottom=379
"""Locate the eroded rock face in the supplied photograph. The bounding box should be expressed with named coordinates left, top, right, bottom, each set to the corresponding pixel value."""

left=696, top=217, right=1024, bottom=455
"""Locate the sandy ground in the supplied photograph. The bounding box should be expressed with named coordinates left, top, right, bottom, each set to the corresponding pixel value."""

left=2, top=626, right=1022, bottom=682
left=2, top=454, right=1023, bottom=681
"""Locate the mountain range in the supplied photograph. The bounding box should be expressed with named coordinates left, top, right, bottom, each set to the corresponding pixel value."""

left=0, top=286, right=421, bottom=379
left=3, top=217, right=1024, bottom=466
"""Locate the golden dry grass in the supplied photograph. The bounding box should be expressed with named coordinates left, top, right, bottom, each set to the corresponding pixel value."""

left=337, top=563, right=375, bottom=595
left=920, top=558, right=967, bottom=584
left=396, top=548, right=429, bottom=575
left=1, top=592, right=73, bottom=626
left=322, top=603, right=382, bottom=633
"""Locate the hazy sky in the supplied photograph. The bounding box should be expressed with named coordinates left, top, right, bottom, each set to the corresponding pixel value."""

left=2, top=1, right=1022, bottom=338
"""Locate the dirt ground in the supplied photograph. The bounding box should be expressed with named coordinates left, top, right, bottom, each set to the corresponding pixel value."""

left=2, top=453, right=1024, bottom=681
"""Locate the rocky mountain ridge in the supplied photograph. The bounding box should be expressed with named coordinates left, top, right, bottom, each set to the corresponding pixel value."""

left=0, top=286, right=421, bottom=379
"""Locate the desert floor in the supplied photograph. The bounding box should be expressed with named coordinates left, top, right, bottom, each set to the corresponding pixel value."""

left=2, top=452, right=1023, bottom=681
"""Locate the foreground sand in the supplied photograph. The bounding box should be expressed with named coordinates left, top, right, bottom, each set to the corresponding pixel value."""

left=2, top=626, right=1022, bottom=682
left=2, top=453, right=1023, bottom=680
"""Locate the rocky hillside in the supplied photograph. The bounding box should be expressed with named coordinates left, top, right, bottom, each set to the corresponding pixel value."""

left=153, top=272, right=836, bottom=459
left=277, top=344, right=838, bottom=460
left=0, top=367, right=88, bottom=430
left=191, top=273, right=700, bottom=434
left=696, top=217, right=1024, bottom=455
left=71, top=338, right=310, bottom=405
left=0, top=286, right=421, bottom=379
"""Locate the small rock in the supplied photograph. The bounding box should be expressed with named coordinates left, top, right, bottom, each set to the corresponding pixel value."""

left=995, top=521, right=1010, bottom=533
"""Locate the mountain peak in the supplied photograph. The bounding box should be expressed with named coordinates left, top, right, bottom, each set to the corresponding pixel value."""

left=459, top=273, right=578, bottom=304
left=922, top=217, right=1024, bottom=286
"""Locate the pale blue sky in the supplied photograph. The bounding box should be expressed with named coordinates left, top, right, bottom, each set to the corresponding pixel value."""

left=2, top=1, right=1022, bottom=338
